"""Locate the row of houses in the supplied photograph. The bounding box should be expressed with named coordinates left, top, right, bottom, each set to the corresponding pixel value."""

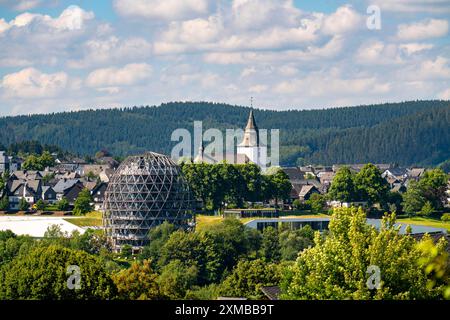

left=3, top=169, right=110, bottom=211
left=0, top=151, right=118, bottom=211
left=284, top=164, right=438, bottom=204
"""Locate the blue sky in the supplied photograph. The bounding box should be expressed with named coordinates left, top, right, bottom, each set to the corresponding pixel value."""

left=0, top=0, right=449, bottom=116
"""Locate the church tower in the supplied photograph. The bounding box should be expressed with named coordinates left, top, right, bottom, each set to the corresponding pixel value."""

left=237, top=110, right=267, bottom=170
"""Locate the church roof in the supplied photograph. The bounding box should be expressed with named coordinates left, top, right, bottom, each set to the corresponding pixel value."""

left=245, top=110, right=258, bottom=131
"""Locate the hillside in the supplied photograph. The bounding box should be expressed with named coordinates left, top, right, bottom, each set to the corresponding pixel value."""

left=0, top=100, right=449, bottom=166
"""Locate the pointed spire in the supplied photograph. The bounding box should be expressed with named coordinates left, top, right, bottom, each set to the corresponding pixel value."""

left=245, top=110, right=258, bottom=131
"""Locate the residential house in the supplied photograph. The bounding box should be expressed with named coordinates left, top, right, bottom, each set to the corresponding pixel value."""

left=0, top=151, right=10, bottom=173
left=317, top=171, right=335, bottom=193
left=91, top=182, right=108, bottom=211
left=382, top=168, right=408, bottom=181
left=282, top=167, right=305, bottom=183
left=407, top=168, right=425, bottom=181
left=290, top=179, right=323, bottom=202
left=7, top=180, right=42, bottom=210
left=53, top=179, right=84, bottom=204
left=41, top=186, right=57, bottom=204
left=298, top=185, right=320, bottom=201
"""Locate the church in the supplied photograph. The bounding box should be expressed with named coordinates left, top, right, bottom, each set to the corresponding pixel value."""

left=194, top=110, right=267, bottom=169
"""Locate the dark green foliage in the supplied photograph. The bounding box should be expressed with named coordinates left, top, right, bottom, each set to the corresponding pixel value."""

left=328, top=167, right=357, bottom=202
left=219, top=259, right=282, bottom=299
left=354, top=164, right=389, bottom=205
left=140, top=221, right=176, bottom=264
left=0, top=231, right=34, bottom=266
left=279, top=227, right=314, bottom=261
left=157, top=260, right=199, bottom=299
left=181, top=163, right=290, bottom=210
left=402, top=169, right=448, bottom=214
left=73, top=188, right=93, bottom=215
left=22, top=151, right=55, bottom=171
left=0, top=101, right=448, bottom=165
left=0, top=196, right=9, bottom=210
left=260, top=227, right=281, bottom=263
left=18, top=198, right=29, bottom=211
left=35, top=199, right=46, bottom=211
left=56, top=197, right=70, bottom=211
left=0, top=245, right=117, bottom=299
left=306, top=193, right=326, bottom=213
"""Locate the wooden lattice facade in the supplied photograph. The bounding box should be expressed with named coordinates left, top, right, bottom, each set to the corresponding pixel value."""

left=103, top=152, right=195, bottom=251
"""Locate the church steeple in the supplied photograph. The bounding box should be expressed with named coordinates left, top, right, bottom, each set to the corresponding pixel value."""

left=245, top=110, right=258, bottom=131
left=239, top=110, right=259, bottom=147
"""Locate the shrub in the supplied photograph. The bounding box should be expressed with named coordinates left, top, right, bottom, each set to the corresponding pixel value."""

left=441, top=213, right=450, bottom=222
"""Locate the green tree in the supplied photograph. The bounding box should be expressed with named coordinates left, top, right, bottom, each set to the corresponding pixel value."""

left=260, top=227, right=281, bottom=263
left=354, top=163, right=389, bottom=205
left=22, top=154, right=44, bottom=171
left=417, top=237, right=450, bottom=299
left=39, top=151, right=55, bottom=168
left=328, top=167, right=357, bottom=202
left=112, top=260, right=160, bottom=300
left=265, top=168, right=291, bottom=206
left=281, top=207, right=445, bottom=299
left=140, top=222, right=176, bottom=264
left=203, top=218, right=261, bottom=277
left=0, top=245, right=117, bottom=299
left=279, top=227, right=314, bottom=261
left=18, top=198, right=29, bottom=211
left=73, top=188, right=93, bottom=215
left=35, top=199, right=46, bottom=211
left=56, top=197, right=70, bottom=211
left=0, top=196, right=9, bottom=211
left=158, top=230, right=219, bottom=284
left=0, top=231, right=34, bottom=266
left=121, top=244, right=133, bottom=259
left=219, top=259, right=281, bottom=299
left=417, top=169, right=448, bottom=210
left=157, top=260, right=198, bottom=299
left=419, top=201, right=434, bottom=216
left=402, top=181, right=426, bottom=215
left=305, top=193, right=326, bottom=213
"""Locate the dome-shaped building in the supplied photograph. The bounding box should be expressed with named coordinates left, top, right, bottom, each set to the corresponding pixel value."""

left=103, top=152, right=195, bottom=251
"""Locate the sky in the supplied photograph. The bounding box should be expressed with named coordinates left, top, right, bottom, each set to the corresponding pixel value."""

left=0, top=0, right=449, bottom=116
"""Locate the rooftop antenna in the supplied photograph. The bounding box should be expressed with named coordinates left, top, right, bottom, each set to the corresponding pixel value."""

left=250, top=96, right=254, bottom=108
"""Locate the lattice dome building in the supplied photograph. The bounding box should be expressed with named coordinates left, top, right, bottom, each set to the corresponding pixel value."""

left=103, top=152, right=195, bottom=251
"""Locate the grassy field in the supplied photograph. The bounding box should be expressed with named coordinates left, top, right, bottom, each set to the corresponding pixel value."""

left=64, top=211, right=103, bottom=227
left=397, top=216, right=450, bottom=232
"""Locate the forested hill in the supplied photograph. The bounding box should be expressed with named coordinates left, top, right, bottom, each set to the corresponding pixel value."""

left=0, top=100, right=449, bottom=166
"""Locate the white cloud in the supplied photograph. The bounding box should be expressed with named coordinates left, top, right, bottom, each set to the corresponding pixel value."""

left=399, top=43, right=434, bottom=55
left=438, top=87, right=450, bottom=99
left=113, top=0, right=210, bottom=21
left=68, top=36, right=152, bottom=68
left=1, top=68, right=68, bottom=98
left=0, top=5, right=94, bottom=33
left=370, top=0, right=450, bottom=13
left=231, top=0, right=301, bottom=31
left=356, top=41, right=403, bottom=65
left=418, top=56, right=450, bottom=79
left=249, top=84, right=268, bottom=93
left=203, top=35, right=344, bottom=65
left=397, top=19, right=448, bottom=41
left=274, top=73, right=390, bottom=98
left=86, top=63, right=152, bottom=88
left=0, top=0, right=58, bottom=11
left=322, top=5, right=363, bottom=35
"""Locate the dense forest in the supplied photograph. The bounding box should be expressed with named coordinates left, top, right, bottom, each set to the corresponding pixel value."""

left=0, top=100, right=449, bottom=166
